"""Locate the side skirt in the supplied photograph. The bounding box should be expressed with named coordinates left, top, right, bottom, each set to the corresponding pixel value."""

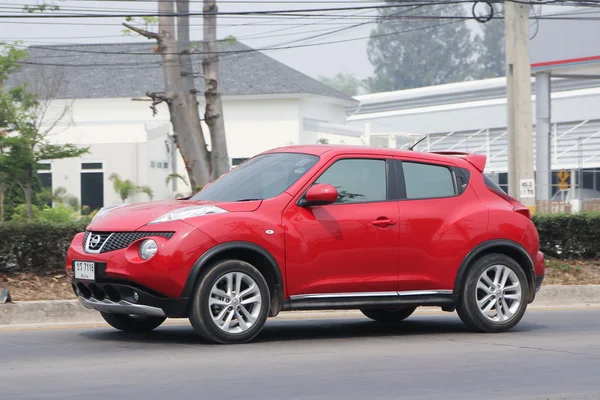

left=282, top=292, right=455, bottom=311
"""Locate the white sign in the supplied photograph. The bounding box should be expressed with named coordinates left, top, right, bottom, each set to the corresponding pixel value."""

left=519, top=179, right=536, bottom=199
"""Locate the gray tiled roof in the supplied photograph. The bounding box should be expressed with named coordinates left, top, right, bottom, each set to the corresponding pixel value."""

left=9, top=41, right=355, bottom=103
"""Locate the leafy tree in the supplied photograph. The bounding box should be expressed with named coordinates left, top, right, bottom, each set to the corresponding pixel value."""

left=0, top=42, right=89, bottom=221
left=318, top=71, right=365, bottom=96
left=367, top=3, right=477, bottom=92
left=474, top=4, right=505, bottom=79
left=109, top=173, right=153, bottom=203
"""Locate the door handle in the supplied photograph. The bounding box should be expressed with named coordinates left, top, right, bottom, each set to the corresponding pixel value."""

left=372, top=218, right=396, bottom=227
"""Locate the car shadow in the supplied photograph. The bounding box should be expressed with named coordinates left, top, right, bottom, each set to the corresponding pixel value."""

left=78, top=314, right=545, bottom=346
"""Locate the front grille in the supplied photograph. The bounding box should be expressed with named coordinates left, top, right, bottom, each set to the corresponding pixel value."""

left=83, top=231, right=174, bottom=253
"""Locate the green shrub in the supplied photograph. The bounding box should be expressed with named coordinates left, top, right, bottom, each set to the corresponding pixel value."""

left=533, top=213, right=600, bottom=260
left=0, top=220, right=89, bottom=273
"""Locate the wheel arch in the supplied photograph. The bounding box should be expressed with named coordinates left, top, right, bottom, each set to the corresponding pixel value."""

left=453, top=239, right=536, bottom=303
left=182, top=241, right=284, bottom=317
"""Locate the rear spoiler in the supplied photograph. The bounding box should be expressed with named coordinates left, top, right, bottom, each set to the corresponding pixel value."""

left=430, top=151, right=486, bottom=173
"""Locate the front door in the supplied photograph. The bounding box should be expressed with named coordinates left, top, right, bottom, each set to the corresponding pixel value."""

left=283, top=156, right=399, bottom=297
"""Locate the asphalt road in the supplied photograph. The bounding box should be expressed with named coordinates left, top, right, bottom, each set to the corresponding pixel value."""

left=1, top=307, right=600, bottom=400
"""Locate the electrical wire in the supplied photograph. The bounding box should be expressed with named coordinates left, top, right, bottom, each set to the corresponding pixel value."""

left=0, top=1, right=481, bottom=19
left=17, top=20, right=462, bottom=70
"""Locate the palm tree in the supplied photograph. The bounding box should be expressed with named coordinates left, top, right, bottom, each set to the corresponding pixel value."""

left=109, top=173, right=153, bottom=203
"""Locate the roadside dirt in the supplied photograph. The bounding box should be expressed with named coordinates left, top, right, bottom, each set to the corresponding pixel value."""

left=2, top=258, right=600, bottom=301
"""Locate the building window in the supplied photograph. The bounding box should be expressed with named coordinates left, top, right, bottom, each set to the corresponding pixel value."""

left=163, top=162, right=169, bottom=169
left=232, top=158, right=249, bottom=167
left=402, top=162, right=456, bottom=200
left=82, top=162, right=103, bottom=170
left=151, top=161, right=156, bottom=168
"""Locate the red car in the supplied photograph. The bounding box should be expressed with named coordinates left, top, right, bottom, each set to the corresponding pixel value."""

left=66, top=145, right=545, bottom=344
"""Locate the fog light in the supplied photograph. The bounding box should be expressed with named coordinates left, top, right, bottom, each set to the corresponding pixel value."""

left=139, top=239, right=158, bottom=260
left=133, top=292, right=139, bottom=302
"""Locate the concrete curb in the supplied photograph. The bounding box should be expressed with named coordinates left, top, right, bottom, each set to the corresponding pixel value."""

left=2, top=285, right=600, bottom=326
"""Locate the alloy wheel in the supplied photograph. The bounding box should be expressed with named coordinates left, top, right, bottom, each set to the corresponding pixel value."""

left=475, top=264, right=522, bottom=323
left=208, top=272, right=263, bottom=334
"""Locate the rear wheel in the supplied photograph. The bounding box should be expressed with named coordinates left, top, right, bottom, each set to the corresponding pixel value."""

left=360, top=306, right=417, bottom=323
left=101, top=312, right=166, bottom=333
left=457, top=254, right=529, bottom=333
left=189, top=260, right=270, bottom=344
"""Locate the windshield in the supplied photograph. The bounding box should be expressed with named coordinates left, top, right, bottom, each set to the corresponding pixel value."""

left=191, top=153, right=319, bottom=202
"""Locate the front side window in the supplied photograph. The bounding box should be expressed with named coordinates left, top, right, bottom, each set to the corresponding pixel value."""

left=315, top=158, right=387, bottom=204
left=191, top=153, right=319, bottom=202
left=403, top=162, right=456, bottom=200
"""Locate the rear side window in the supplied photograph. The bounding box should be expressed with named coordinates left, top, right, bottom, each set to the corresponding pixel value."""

left=483, top=174, right=506, bottom=194
left=402, top=162, right=456, bottom=200
left=315, top=158, right=387, bottom=204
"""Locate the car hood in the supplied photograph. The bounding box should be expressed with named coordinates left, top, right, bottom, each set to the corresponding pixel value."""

left=87, top=199, right=262, bottom=231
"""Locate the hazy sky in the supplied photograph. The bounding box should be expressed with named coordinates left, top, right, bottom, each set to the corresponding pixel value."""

left=1, top=1, right=578, bottom=80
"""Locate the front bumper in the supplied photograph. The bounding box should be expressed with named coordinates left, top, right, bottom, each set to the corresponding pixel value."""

left=73, top=280, right=188, bottom=318
left=66, top=221, right=218, bottom=299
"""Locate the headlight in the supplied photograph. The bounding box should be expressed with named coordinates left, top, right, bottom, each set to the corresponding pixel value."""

left=91, top=204, right=127, bottom=224
left=149, top=205, right=227, bottom=225
left=139, top=239, right=158, bottom=260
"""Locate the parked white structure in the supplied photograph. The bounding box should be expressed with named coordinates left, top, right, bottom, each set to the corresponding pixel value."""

left=10, top=42, right=360, bottom=210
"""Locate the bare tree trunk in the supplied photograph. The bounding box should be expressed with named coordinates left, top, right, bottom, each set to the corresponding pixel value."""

left=177, top=0, right=211, bottom=177
left=203, top=0, right=230, bottom=181
left=124, top=0, right=210, bottom=189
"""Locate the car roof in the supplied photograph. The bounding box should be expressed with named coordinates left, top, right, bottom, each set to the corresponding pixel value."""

left=263, top=144, right=478, bottom=169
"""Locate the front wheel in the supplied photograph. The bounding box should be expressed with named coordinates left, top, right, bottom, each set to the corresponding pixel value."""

left=457, top=254, right=530, bottom=333
left=189, top=260, right=271, bottom=344
left=101, top=312, right=166, bottom=333
left=360, top=306, right=417, bottom=323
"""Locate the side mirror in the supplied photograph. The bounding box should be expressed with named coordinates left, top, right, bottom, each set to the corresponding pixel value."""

left=302, top=184, right=338, bottom=206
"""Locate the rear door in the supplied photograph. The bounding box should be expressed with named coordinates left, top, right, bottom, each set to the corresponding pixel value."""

left=394, top=158, right=487, bottom=293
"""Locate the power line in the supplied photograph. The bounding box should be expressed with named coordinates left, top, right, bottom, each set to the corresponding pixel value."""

left=18, top=19, right=462, bottom=70
left=0, top=1, right=486, bottom=19
left=16, top=6, right=425, bottom=58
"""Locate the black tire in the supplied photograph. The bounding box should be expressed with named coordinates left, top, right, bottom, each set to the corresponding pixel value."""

left=456, top=253, right=530, bottom=333
left=189, top=260, right=270, bottom=344
left=101, top=312, right=166, bottom=333
left=360, top=306, right=417, bottom=323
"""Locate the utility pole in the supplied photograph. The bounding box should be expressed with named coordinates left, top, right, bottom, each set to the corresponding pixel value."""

left=505, top=1, right=535, bottom=208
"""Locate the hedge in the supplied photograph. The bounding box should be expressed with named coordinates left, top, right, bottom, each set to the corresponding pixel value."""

left=533, top=213, right=600, bottom=260
left=0, top=214, right=599, bottom=274
left=0, top=221, right=88, bottom=274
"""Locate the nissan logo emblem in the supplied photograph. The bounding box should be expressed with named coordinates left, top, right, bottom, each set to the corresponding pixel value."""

left=90, top=235, right=102, bottom=247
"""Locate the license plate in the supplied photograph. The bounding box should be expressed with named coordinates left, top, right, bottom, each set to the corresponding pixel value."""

left=74, top=261, right=95, bottom=281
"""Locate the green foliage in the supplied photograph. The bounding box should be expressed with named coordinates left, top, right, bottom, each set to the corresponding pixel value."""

left=109, top=173, right=153, bottom=202
left=122, top=16, right=158, bottom=36
left=318, top=71, right=365, bottom=96
left=23, top=4, right=60, bottom=13
left=533, top=213, right=600, bottom=260
left=222, top=35, right=237, bottom=45
left=0, top=220, right=88, bottom=273
left=317, top=138, right=329, bottom=144
left=0, top=42, right=89, bottom=220
left=367, top=3, right=477, bottom=92
left=165, top=173, right=188, bottom=187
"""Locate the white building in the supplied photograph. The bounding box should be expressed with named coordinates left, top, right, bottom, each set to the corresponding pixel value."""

left=9, top=42, right=360, bottom=210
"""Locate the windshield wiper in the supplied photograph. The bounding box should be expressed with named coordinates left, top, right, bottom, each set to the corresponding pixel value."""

left=236, top=198, right=263, bottom=202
